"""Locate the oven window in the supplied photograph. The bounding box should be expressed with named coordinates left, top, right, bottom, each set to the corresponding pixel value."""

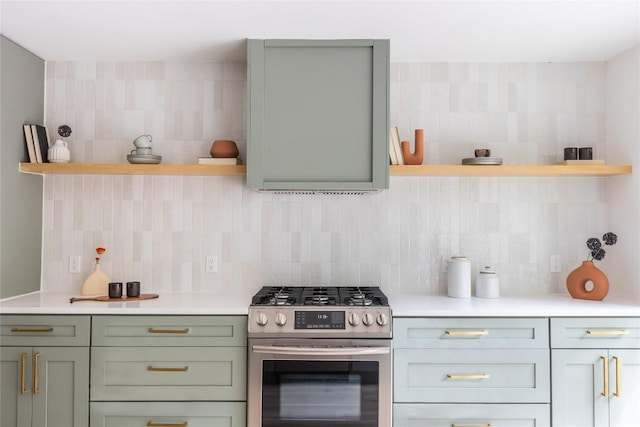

left=262, top=361, right=379, bottom=427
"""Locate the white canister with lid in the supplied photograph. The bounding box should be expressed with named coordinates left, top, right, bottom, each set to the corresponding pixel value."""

left=476, top=266, right=500, bottom=298
left=447, top=256, right=471, bottom=298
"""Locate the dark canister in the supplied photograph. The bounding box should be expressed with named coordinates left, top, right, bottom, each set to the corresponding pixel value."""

left=579, top=147, right=593, bottom=160
left=108, top=282, right=123, bottom=298
left=564, top=147, right=578, bottom=161
left=126, top=281, right=140, bottom=297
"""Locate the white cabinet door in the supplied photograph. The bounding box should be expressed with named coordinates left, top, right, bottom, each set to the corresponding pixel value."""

left=552, top=349, right=609, bottom=427
left=552, top=349, right=640, bottom=427
left=608, top=349, right=640, bottom=427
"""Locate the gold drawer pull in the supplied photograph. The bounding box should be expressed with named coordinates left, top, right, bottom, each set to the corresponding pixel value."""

left=452, top=424, right=493, bottom=427
left=147, top=366, right=189, bottom=372
left=147, top=423, right=188, bottom=427
left=20, top=353, right=28, bottom=394
left=445, top=330, right=488, bottom=336
left=447, top=374, right=490, bottom=380
left=148, top=328, right=190, bottom=334
left=11, top=327, right=54, bottom=333
left=33, top=352, right=40, bottom=394
left=586, top=330, right=629, bottom=336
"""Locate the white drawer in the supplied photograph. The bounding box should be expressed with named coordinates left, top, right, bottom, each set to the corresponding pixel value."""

left=393, top=403, right=550, bottom=427
left=394, top=317, right=549, bottom=349
left=551, top=317, right=640, bottom=349
left=394, top=348, right=550, bottom=403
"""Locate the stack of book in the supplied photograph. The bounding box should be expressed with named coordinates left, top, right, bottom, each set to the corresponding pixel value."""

left=197, top=157, right=242, bottom=165
left=389, top=126, right=404, bottom=165
left=23, top=124, right=50, bottom=163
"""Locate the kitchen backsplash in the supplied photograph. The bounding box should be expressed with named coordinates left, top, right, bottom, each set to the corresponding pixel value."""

left=42, top=61, right=609, bottom=296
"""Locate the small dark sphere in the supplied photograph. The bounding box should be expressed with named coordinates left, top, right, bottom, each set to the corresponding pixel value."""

left=58, top=125, right=72, bottom=137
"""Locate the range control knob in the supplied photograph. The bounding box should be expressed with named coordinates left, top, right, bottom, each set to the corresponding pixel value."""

left=275, top=312, right=287, bottom=327
left=348, top=312, right=361, bottom=326
left=376, top=313, right=389, bottom=326
left=256, top=312, right=268, bottom=326
left=362, top=312, right=375, bottom=326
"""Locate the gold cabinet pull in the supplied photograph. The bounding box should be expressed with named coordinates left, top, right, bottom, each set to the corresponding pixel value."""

left=586, top=330, right=628, bottom=336
left=147, top=328, right=190, bottom=334
left=147, top=423, right=188, bottom=427
left=33, top=352, right=40, bottom=394
left=11, top=327, right=54, bottom=333
left=445, top=330, right=488, bottom=336
left=601, top=356, right=608, bottom=397
left=147, top=366, right=189, bottom=372
left=613, top=356, right=621, bottom=397
left=451, top=424, right=492, bottom=427
left=20, top=353, right=28, bottom=394
left=447, top=374, right=490, bottom=380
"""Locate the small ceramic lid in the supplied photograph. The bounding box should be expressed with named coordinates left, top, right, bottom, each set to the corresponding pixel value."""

left=479, top=266, right=496, bottom=274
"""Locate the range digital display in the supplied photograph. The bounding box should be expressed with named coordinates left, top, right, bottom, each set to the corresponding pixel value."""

left=294, top=311, right=345, bottom=329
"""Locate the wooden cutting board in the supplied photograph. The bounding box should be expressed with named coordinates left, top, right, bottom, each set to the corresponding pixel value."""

left=69, top=294, right=159, bottom=303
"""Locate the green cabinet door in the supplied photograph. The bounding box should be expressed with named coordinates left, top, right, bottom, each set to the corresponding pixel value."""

left=31, top=347, right=89, bottom=427
left=1, top=347, right=32, bottom=427
left=608, top=349, right=640, bottom=427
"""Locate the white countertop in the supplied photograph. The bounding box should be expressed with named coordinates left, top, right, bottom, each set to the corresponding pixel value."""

left=1, top=291, right=638, bottom=317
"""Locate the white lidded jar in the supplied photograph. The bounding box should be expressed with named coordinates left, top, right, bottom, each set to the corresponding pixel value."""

left=447, top=256, right=471, bottom=298
left=476, top=266, right=500, bottom=298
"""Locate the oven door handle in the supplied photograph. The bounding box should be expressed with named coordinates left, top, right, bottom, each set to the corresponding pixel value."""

left=252, top=344, right=390, bottom=356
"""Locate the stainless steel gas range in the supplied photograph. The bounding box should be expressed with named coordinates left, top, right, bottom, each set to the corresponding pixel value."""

left=247, top=286, right=393, bottom=427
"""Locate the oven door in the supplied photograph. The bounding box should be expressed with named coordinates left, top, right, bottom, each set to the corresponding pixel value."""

left=247, top=338, right=392, bottom=427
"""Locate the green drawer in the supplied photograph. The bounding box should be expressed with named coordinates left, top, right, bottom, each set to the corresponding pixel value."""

left=551, top=317, right=640, bottom=349
left=91, top=346, right=246, bottom=401
left=90, top=401, right=246, bottom=427
left=394, top=348, right=550, bottom=403
left=0, top=315, right=90, bottom=346
left=393, top=317, right=549, bottom=349
left=393, top=403, right=550, bottom=427
left=92, top=315, right=247, bottom=346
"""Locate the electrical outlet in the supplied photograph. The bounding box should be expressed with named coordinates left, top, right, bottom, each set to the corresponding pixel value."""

left=441, top=257, right=449, bottom=273
left=69, top=256, right=81, bottom=274
left=205, top=255, right=218, bottom=274
left=550, top=255, right=561, bottom=273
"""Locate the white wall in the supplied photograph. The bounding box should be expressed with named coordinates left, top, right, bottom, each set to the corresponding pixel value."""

left=606, top=44, right=640, bottom=302
left=41, top=61, right=619, bottom=298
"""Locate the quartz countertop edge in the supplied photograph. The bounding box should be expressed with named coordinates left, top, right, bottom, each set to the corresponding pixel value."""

left=1, top=291, right=638, bottom=316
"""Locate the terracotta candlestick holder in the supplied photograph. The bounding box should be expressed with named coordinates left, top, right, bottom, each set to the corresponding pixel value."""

left=401, top=129, right=424, bottom=165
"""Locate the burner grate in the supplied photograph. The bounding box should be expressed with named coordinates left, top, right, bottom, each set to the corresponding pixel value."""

left=251, top=286, right=389, bottom=306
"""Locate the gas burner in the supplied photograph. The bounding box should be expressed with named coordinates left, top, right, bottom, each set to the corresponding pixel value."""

left=349, top=295, right=373, bottom=306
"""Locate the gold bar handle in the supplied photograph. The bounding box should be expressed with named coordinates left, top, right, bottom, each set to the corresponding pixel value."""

left=601, top=356, right=608, bottom=397
left=147, top=328, right=190, bottom=334
left=11, top=327, right=54, bottom=333
left=33, top=352, right=40, bottom=395
left=447, top=374, right=490, bottom=380
left=613, top=356, right=621, bottom=397
left=20, top=353, right=28, bottom=394
left=147, top=423, right=188, bottom=427
left=451, top=424, right=492, bottom=427
left=147, top=366, right=189, bottom=372
left=587, top=330, right=629, bottom=336
left=445, top=330, right=488, bottom=336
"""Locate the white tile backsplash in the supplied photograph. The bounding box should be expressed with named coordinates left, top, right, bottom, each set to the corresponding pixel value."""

left=42, top=60, right=610, bottom=296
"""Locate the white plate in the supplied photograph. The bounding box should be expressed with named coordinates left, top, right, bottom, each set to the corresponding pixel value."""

left=127, top=154, right=162, bottom=164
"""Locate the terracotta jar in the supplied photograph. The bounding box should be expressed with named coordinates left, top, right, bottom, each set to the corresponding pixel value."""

left=210, top=140, right=239, bottom=158
left=566, top=260, right=609, bottom=301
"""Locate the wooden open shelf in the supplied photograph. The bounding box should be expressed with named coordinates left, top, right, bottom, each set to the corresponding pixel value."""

left=19, top=163, right=246, bottom=176
left=19, top=163, right=631, bottom=177
left=390, top=164, right=632, bottom=177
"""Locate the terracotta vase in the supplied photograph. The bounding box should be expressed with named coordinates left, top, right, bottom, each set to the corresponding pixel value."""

left=401, top=129, right=424, bottom=165
left=566, top=260, right=609, bottom=301
left=209, top=140, right=239, bottom=158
